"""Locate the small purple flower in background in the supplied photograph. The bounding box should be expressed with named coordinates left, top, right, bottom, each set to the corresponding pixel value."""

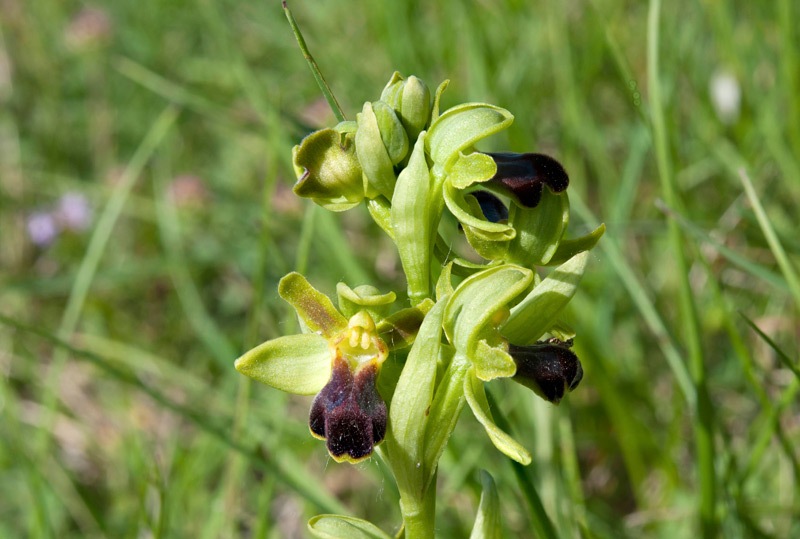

left=55, top=192, right=93, bottom=232
left=26, top=192, right=93, bottom=247
left=27, top=212, right=59, bottom=247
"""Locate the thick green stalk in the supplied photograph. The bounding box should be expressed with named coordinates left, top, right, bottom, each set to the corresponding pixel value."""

left=647, top=1, right=716, bottom=536
left=399, top=479, right=436, bottom=539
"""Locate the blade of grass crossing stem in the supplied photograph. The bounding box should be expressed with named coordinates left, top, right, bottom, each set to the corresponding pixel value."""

left=0, top=313, right=348, bottom=516
left=648, top=2, right=717, bottom=536
left=282, top=1, right=345, bottom=123
left=738, top=169, right=800, bottom=309
left=37, top=106, right=179, bottom=453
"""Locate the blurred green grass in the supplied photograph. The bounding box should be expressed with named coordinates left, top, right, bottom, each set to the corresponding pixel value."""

left=1, top=0, right=798, bottom=537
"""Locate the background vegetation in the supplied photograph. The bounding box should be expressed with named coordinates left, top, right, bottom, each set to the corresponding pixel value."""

left=1, top=0, right=798, bottom=537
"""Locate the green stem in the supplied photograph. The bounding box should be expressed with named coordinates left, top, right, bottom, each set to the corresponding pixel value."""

left=282, top=1, right=346, bottom=123
left=399, top=478, right=436, bottom=539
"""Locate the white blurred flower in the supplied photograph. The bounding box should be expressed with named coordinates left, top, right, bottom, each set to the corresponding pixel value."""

left=56, top=192, right=93, bottom=231
left=709, top=70, right=741, bottom=125
left=27, top=212, right=59, bottom=247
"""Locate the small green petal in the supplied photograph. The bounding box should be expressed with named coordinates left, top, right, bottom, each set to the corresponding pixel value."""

left=501, top=251, right=590, bottom=345
left=464, top=368, right=531, bottom=465
left=469, top=471, right=501, bottom=539
left=448, top=151, right=497, bottom=189
left=426, top=103, right=513, bottom=174
left=234, top=333, right=330, bottom=395
left=473, top=339, right=516, bottom=381
left=546, top=223, right=606, bottom=266
left=308, top=514, right=392, bottom=539
left=336, top=282, right=396, bottom=320
left=279, top=272, right=347, bottom=339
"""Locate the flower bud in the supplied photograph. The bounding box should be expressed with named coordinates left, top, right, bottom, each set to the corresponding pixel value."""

left=483, top=152, right=569, bottom=208
left=508, top=339, right=583, bottom=404
left=355, top=101, right=409, bottom=198
left=381, top=72, right=431, bottom=142
left=292, top=125, right=365, bottom=211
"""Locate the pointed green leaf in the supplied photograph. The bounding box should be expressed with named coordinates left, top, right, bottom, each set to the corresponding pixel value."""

left=469, top=471, right=501, bottom=539
left=308, top=514, right=392, bottom=539
left=279, top=272, right=347, bottom=339
left=234, top=333, right=330, bottom=395
left=386, top=298, right=448, bottom=497
left=501, top=251, right=590, bottom=345
left=392, top=131, right=440, bottom=304
left=426, top=103, right=513, bottom=173
left=464, top=368, right=531, bottom=465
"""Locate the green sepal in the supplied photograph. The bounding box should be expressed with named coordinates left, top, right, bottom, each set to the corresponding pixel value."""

left=501, top=251, right=590, bottom=345
left=464, top=368, right=532, bottom=465
left=546, top=223, right=606, bottom=266
left=392, top=131, right=440, bottom=305
left=278, top=272, right=347, bottom=339
left=376, top=298, right=434, bottom=350
left=356, top=101, right=405, bottom=198
left=336, top=282, right=396, bottom=320
left=506, top=189, right=570, bottom=266
left=426, top=103, right=513, bottom=174
left=308, top=514, right=392, bottom=539
left=385, top=298, right=448, bottom=497
left=469, top=471, right=501, bottom=539
left=292, top=128, right=364, bottom=212
left=444, top=264, right=533, bottom=358
left=234, top=333, right=330, bottom=395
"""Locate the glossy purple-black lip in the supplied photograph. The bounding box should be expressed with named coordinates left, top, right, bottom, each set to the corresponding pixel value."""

left=508, top=339, right=582, bottom=404
left=483, top=152, right=569, bottom=209
left=309, top=356, right=387, bottom=462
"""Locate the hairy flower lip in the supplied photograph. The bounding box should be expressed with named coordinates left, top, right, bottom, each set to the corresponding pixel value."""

left=507, top=339, right=582, bottom=404
left=309, top=355, right=387, bottom=463
left=483, top=152, right=569, bottom=209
